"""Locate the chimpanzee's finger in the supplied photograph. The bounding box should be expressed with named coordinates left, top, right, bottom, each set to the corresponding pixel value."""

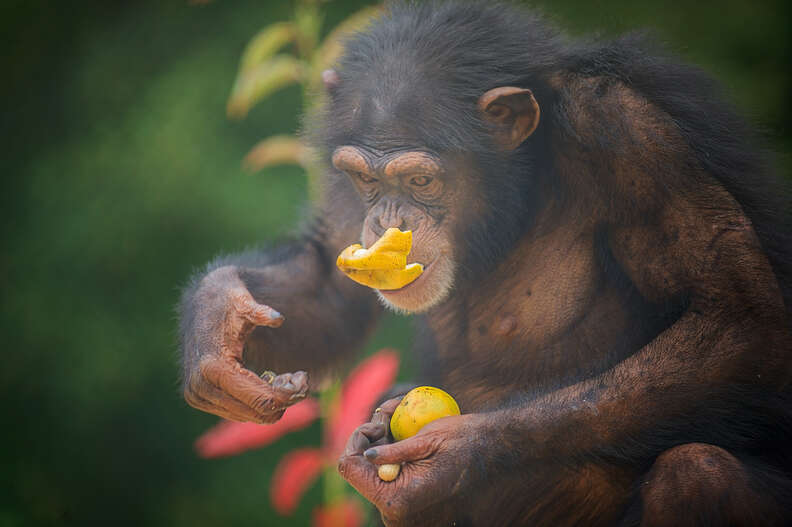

left=271, top=371, right=309, bottom=400
left=344, top=422, right=387, bottom=457
left=190, top=395, right=271, bottom=423
left=190, top=378, right=275, bottom=423
left=371, top=408, right=389, bottom=427
left=200, top=357, right=307, bottom=419
left=365, top=411, right=394, bottom=449
left=219, top=291, right=283, bottom=361
left=232, top=292, right=284, bottom=328
left=379, top=397, right=402, bottom=414
left=363, top=433, right=437, bottom=465
left=370, top=396, right=400, bottom=423
left=339, top=452, right=415, bottom=524
left=337, top=454, right=383, bottom=504
left=184, top=386, right=246, bottom=422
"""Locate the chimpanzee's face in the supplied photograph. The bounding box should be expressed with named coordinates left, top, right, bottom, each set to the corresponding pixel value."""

left=332, top=145, right=468, bottom=312
left=328, top=82, right=540, bottom=312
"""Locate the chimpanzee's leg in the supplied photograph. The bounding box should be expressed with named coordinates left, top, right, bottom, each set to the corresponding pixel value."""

left=626, top=443, right=789, bottom=527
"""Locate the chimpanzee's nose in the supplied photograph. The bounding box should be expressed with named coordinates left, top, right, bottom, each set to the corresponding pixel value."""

left=373, top=215, right=408, bottom=237
left=372, top=201, right=409, bottom=236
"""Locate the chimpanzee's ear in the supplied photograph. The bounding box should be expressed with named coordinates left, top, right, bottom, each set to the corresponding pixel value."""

left=478, top=87, right=540, bottom=150
left=322, top=69, right=340, bottom=94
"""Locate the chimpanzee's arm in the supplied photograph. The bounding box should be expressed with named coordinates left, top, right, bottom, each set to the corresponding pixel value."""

left=179, top=182, right=382, bottom=423
left=483, top=81, right=792, bottom=465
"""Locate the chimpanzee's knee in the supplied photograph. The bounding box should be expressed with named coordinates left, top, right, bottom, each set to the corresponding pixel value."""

left=638, top=443, right=784, bottom=527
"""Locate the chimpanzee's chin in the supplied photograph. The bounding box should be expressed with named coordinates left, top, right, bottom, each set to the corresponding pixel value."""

left=376, top=256, right=454, bottom=314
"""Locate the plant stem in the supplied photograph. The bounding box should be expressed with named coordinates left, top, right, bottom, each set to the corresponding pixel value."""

left=319, top=378, right=347, bottom=509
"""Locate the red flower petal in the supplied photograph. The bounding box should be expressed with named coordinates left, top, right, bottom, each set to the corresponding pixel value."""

left=195, top=398, right=320, bottom=458
left=312, top=498, right=365, bottom=527
left=327, top=349, right=400, bottom=456
left=271, top=448, right=324, bottom=515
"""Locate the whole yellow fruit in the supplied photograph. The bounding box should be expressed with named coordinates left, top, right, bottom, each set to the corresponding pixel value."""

left=389, top=386, right=461, bottom=442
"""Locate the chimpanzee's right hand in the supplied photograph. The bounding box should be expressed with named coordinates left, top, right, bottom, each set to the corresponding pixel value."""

left=182, top=266, right=309, bottom=423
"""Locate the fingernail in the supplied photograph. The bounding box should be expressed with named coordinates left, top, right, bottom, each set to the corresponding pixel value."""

left=364, top=448, right=378, bottom=460
left=270, top=309, right=283, bottom=319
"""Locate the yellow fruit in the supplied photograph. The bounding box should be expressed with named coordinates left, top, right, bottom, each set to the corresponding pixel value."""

left=336, top=228, right=412, bottom=270
left=336, top=228, right=423, bottom=290
left=389, top=386, right=460, bottom=442
left=377, top=463, right=401, bottom=482
left=340, top=264, right=424, bottom=290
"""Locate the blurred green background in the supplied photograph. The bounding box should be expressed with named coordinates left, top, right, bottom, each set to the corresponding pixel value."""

left=1, top=0, right=789, bottom=525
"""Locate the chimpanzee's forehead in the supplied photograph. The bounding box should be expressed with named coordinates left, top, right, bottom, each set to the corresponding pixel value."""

left=323, top=77, right=487, bottom=156
left=315, top=0, right=559, bottom=155
left=337, top=142, right=437, bottom=160
left=337, top=102, right=427, bottom=151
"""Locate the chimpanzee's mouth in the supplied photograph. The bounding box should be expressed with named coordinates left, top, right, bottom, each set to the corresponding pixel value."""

left=380, top=256, right=436, bottom=293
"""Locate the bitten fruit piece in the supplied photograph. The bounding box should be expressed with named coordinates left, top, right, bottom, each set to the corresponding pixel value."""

left=336, top=228, right=423, bottom=290
left=377, top=463, right=401, bottom=482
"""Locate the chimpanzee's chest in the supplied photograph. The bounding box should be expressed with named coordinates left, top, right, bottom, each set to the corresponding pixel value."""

left=432, top=225, right=661, bottom=412
left=467, top=227, right=600, bottom=351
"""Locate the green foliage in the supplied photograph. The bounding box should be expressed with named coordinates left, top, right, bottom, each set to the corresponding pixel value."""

left=0, top=0, right=788, bottom=526
left=239, top=22, right=298, bottom=73
left=227, top=54, right=305, bottom=119
left=225, top=0, right=381, bottom=203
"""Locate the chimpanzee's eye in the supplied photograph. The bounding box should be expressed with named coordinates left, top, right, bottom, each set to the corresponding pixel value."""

left=410, top=175, right=432, bottom=187
left=354, top=171, right=377, bottom=184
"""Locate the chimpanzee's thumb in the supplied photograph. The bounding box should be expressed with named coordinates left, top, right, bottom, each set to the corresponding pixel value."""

left=363, top=434, right=437, bottom=464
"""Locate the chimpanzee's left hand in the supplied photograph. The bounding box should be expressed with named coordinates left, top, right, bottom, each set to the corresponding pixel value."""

left=338, top=399, right=485, bottom=526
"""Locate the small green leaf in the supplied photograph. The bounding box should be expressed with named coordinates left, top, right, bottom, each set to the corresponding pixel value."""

left=239, top=22, right=297, bottom=74
left=294, top=3, right=323, bottom=58
left=242, top=135, right=313, bottom=172
left=227, top=55, right=304, bottom=119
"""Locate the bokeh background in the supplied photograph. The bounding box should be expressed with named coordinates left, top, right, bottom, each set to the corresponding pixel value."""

left=2, top=0, right=789, bottom=525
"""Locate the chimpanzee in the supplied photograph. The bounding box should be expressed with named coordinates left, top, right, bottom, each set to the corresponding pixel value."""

left=179, top=1, right=792, bottom=525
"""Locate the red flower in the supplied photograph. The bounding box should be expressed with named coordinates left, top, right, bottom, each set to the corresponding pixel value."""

left=195, top=398, right=320, bottom=458
left=313, top=498, right=365, bottom=527
left=270, top=448, right=324, bottom=515
left=194, top=349, right=400, bottom=523
left=326, top=349, right=400, bottom=457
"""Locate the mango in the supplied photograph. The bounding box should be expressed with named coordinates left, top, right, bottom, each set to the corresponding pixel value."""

left=390, top=386, right=461, bottom=442
left=336, top=228, right=423, bottom=290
